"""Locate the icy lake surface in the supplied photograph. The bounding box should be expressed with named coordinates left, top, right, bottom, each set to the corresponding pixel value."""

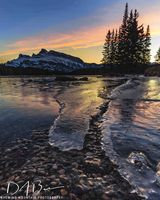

left=49, top=77, right=105, bottom=150
left=101, top=77, right=160, bottom=199
left=0, top=76, right=160, bottom=199
left=0, top=76, right=106, bottom=146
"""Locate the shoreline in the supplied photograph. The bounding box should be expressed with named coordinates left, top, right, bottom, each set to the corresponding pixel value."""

left=0, top=100, right=143, bottom=199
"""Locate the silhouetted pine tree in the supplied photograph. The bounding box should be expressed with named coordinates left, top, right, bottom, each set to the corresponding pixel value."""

left=110, top=29, right=115, bottom=64
left=127, top=9, right=145, bottom=64
left=143, top=25, right=151, bottom=63
left=110, top=29, right=118, bottom=64
left=113, top=29, right=119, bottom=64
left=118, top=3, right=129, bottom=65
left=102, top=3, right=151, bottom=66
left=101, top=30, right=112, bottom=64
left=155, top=47, right=160, bottom=63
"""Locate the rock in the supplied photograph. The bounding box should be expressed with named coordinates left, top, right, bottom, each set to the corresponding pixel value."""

left=79, top=77, right=88, bottom=81
left=72, top=162, right=79, bottom=168
left=8, top=175, right=15, bottom=181
left=79, top=179, right=85, bottom=185
left=28, top=169, right=36, bottom=173
left=157, top=162, right=160, bottom=173
left=52, top=164, right=58, bottom=170
left=88, top=180, right=94, bottom=186
left=55, top=76, right=78, bottom=82
left=22, top=147, right=28, bottom=151
left=156, top=162, right=160, bottom=185
left=58, top=169, right=65, bottom=175
left=79, top=174, right=87, bottom=179
left=14, top=170, right=22, bottom=175
left=74, top=185, right=84, bottom=195
left=5, top=162, right=9, bottom=168
left=127, top=152, right=151, bottom=168
left=69, top=193, right=77, bottom=199
left=18, top=181, right=24, bottom=185
left=5, top=148, right=12, bottom=153
left=26, top=160, right=31, bottom=164
left=85, top=158, right=101, bottom=167
left=14, top=176, right=20, bottom=182
left=50, top=175, right=56, bottom=180
left=94, top=185, right=104, bottom=196
left=17, top=139, right=23, bottom=144
left=38, top=170, right=46, bottom=176
left=46, top=163, right=52, bottom=170
left=11, top=146, right=19, bottom=151
left=60, top=189, right=68, bottom=196
left=84, top=158, right=102, bottom=173
left=51, top=181, right=57, bottom=187
left=59, top=175, right=68, bottom=183
left=0, top=187, right=6, bottom=195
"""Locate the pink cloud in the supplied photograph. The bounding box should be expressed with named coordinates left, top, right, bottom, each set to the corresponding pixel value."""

left=0, top=23, right=118, bottom=58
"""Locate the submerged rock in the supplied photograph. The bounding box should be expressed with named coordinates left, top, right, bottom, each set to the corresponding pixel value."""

left=55, top=76, right=88, bottom=82
left=127, top=152, right=152, bottom=168
left=156, top=162, right=160, bottom=185
left=55, top=76, right=78, bottom=81
left=79, top=77, right=88, bottom=81
left=0, top=112, right=142, bottom=199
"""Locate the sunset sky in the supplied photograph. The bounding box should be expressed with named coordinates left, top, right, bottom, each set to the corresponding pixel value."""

left=0, top=0, right=160, bottom=63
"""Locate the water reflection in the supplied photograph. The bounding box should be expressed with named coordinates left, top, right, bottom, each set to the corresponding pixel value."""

left=0, top=77, right=59, bottom=145
left=0, top=76, right=106, bottom=148
left=145, top=78, right=160, bottom=100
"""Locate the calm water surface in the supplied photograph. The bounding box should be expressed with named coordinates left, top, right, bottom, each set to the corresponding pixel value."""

left=0, top=77, right=59, bottom=145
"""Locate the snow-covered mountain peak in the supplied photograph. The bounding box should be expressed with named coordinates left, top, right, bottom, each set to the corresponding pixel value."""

left=39, top=48, right=48, bottom=55
left=5, top=49, right=96, bottom=73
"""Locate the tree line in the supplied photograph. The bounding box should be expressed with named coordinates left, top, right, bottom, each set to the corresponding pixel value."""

left=102, top=3, right=151, bottom=66
left=155, top=47, right=160, bottom=63
left=0, top=65, right=55, bottom=75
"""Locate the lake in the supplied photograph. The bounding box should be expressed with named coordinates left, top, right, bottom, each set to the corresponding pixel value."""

left=0, top=76, right=160, bottom=199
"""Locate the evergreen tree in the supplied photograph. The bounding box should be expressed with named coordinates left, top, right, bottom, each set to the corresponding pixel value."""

left=110, top=29, right=116, bottom=64
left=155, top=47, right=160, bottom=63
left=113, top=29, right=119, bottom=64
left=102, top=3, right=151, bottom=66
left=101, top=30, right=112, bottom=64
left=143, top=25, right=151, bottom=63
left=118, top=3, right=129, bottom=65
left=127, top=9, right=145, bottom=64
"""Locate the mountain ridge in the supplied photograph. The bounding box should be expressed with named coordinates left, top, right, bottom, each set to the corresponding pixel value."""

left=5, top=49, right=101, bottom=73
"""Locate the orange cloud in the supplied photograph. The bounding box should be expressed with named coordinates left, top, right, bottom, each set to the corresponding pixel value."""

left=0, top=24, right=117, bottom=60
left=140, top=10, right=160, bottom=36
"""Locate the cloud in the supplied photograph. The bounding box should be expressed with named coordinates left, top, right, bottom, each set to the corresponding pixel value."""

left=0, top=24, right=116, bottom=58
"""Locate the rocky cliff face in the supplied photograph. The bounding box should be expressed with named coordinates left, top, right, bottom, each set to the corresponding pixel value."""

left=6, top=49, right=99, bottom=73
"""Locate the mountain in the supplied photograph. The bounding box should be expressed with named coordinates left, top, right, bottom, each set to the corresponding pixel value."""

left=5, top=49, right=101, bottom=73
